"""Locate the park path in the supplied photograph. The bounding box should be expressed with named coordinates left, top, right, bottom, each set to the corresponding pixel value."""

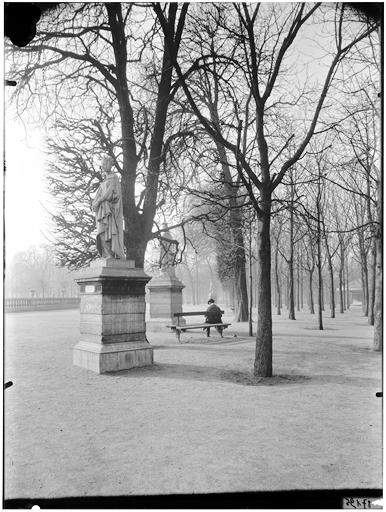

left=4, top=305, right=382, bottom=498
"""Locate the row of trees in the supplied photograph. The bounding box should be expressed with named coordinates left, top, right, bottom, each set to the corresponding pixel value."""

left=6, top=3, right=381, bottom=376
left=6, top=245, right=78, bottom=298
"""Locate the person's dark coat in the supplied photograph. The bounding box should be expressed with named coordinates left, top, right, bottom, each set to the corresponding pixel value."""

left=205, top=304, right=222, bottom=324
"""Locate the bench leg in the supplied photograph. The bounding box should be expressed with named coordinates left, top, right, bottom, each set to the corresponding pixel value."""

left=176, top=330, right=181, bottom=343
left=219, top=326, right=223, bottom=338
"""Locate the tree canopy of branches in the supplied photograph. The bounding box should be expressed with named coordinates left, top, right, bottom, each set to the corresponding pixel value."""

left=155, top=2, right=379, bottom=375
left=7, top=3, right=189, bottom=268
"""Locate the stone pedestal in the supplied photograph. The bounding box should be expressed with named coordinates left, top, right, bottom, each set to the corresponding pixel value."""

left=73, top=258, right=153, bottom=374
left=146, top=273, right=185, bottom=331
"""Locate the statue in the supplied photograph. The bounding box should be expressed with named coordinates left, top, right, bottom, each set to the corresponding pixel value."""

left=92, top=156, right=125, bottom=259
left=159, top=223, right=178, bottom=277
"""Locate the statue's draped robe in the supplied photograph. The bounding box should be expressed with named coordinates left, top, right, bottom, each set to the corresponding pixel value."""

left=92, top=173, right=124, bottom=258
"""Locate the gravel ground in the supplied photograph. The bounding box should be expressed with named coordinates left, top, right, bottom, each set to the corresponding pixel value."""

left=4, top=305, right=382, bottom=499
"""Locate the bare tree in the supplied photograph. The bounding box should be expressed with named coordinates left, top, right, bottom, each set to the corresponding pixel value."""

left=7, top=3, right=189, bottom=267
left=156, top=2, right=377, bottom=375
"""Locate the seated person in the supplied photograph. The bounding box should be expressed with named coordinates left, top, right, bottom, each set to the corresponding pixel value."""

left=204, top=298, right=223, bottom=337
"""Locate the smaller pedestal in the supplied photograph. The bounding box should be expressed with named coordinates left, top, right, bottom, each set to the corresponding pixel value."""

left=146, top=273, right=185, bottom=331
left=73, top=258, right=153, bottom=374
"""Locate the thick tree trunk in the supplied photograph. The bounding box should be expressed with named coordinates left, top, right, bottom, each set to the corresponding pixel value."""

left=368, top=239, right=376, bottom=325
left=346, top=255, right=350, bottom=309
left=317, top=239, right=323, bottom=330
left=254, top=209, right=272, bottom=377
left=373, top=233, right=382, bottom=350
left=233, top=221, right=249, bottom=321
left=249, top=238, right=253, bottom=336
left=106, top=4, right=187, bottom=268
left=125, top=230, right=148, bottom=267
left=288, top=190, right=295, bottom=320
left=288, top=259, right=295, bottom=319
left=373, top=172, right=382, bottom=350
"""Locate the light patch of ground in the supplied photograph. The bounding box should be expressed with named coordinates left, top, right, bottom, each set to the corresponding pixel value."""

left=4, top=305, right=382, bottom=499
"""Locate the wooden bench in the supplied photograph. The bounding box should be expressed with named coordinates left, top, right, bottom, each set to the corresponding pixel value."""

left=168, top=311, right=231, bottom=343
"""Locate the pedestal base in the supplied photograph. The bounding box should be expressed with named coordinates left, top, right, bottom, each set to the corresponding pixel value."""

left=147, top=273, right=185, bottom=331
left=73, top=341, right=153, bottom=374
left=74, top=258, right=153, bottom=374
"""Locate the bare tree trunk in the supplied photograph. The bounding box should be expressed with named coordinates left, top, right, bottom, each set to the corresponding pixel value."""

left=296, top=251, right=300, bottom=312
left=233, top=221, right=249, bottom=321
left=363, top=257, right=369, bottom=316
left=288, top=258, right=295, bottom=319
left=285, top=273, right=289, bottom=309
left=373, top=23, right=382, bottom=349
left=327, top=253, right=335, bottom=318
left=373, top=232, right=382, bottom=350
left=272, top=269, right=277, bottom=307
left=318, top=271, right=323, bottom=329
left=300, top=252, right=304, bottom=309
left=316, top=178, right=323, bottom=330
left=275, top=248, right=281, bottom=315
left=308, top=270, right=315, bottom=314
left=346, top=255, right=350, bottom=309
left=360, top=266, right=366, bottom=313
left=248, top=226, right=253, bottom=336
left=288, top=183, right=295, bottom=320
left=368, top=239, right=376, bottom=325
left=339, top=246, right=344, bottom=314
left=254, top=208, right=272, bottom=377
left=373, top=170, right=382, bottom=350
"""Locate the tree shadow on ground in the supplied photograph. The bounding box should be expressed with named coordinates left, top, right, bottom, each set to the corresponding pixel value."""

left=105, top=362, right=311, bottom=386
left=105, top=362, right=380, bottom=388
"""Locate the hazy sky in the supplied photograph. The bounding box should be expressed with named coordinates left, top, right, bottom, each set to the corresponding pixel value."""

left=4, top=106, right=52, bottom=262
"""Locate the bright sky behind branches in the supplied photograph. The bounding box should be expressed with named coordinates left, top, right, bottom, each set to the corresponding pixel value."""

left=4, top=103, right=52, bottom=262
left=3, top=2, right=374, bottom=263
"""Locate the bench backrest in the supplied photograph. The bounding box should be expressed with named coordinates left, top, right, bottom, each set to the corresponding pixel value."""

left=173, top=310, right=224, bottom=317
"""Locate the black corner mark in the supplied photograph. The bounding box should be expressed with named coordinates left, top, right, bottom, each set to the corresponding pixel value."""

left=4, top=381, right=13, bottom=389
left=375, top=392, right=382, bottom=398
left=5, top=3, right=41, bottom=47
left=4, top=3, right=60, bottom=47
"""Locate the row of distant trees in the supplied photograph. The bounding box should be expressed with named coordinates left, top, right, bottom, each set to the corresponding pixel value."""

left=6, top=3, right=381, bottom=376
left=6, top=246, right=78, bottom=298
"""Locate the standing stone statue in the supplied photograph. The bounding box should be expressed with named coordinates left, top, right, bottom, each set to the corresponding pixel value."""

left=159, top=223, right=178, bottom=277
left=92, top=155, right=125, bottom=259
